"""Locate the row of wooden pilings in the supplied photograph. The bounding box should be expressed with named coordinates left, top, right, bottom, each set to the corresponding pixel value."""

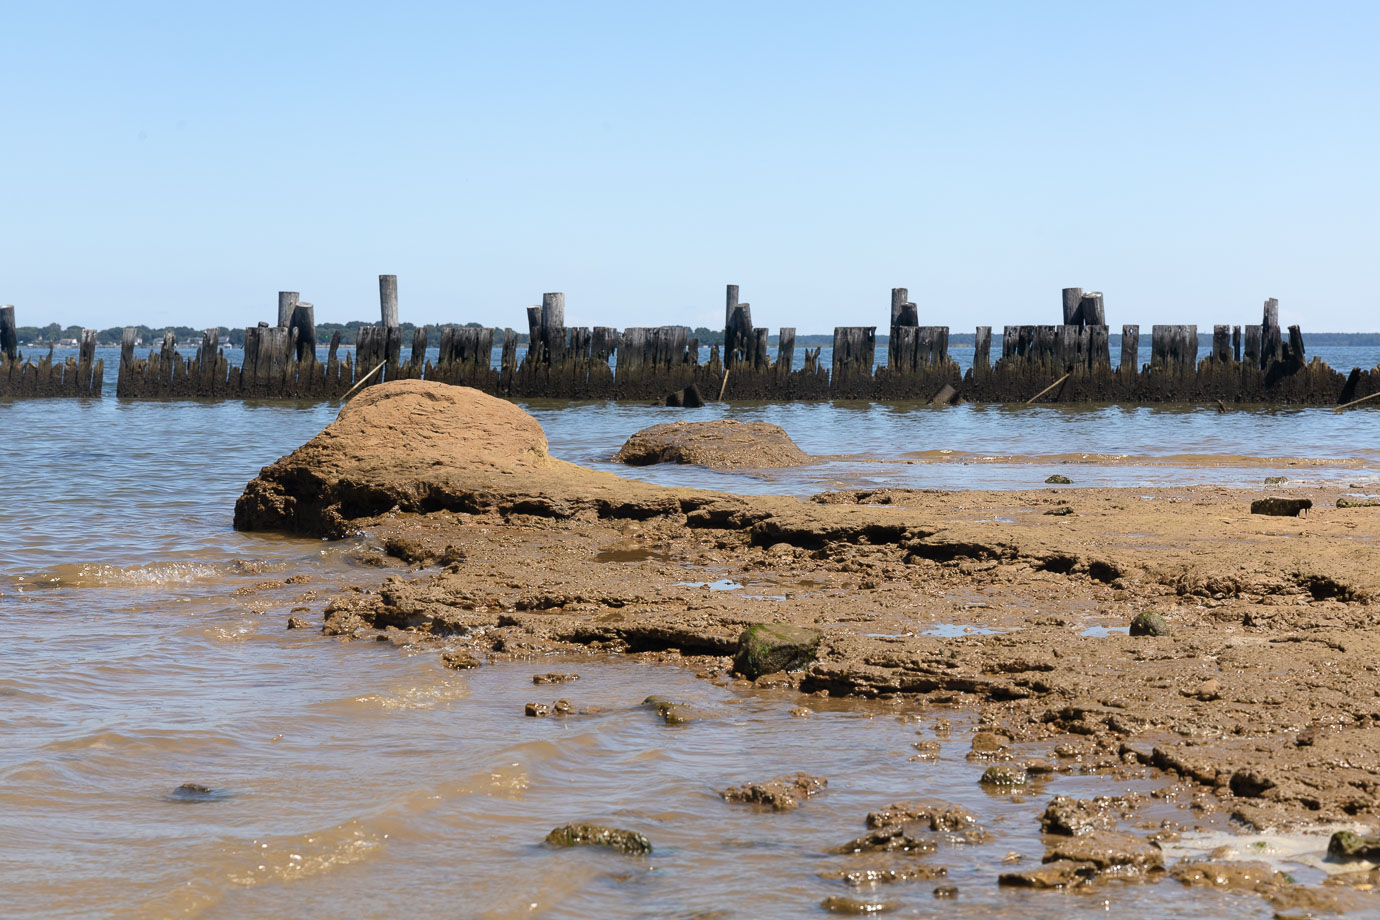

left=0, top=306, right=104, bottom=397
left=3, top=283, right=1378, bottom=405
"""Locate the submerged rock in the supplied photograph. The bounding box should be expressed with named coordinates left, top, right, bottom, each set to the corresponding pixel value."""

left=821, top=866, right=947, bottom=887
left=544, top=823, right=652, bottom=855
left=979, top=765, right=1027, bottom=788
left=720, top=773, right=826, bottom=810
left=1045, top=475, right=1072, bottom=484
left=733, top=623, right=822, bottom=679
left=820, top=895, right=898, bottom=914
left=613, top=419, right=810, bottom=470
left=643, top=695, right=696, bottom=725
left=1039, top=796, right=1118, bottom=836
left=440, top=649, right=481, bottom=669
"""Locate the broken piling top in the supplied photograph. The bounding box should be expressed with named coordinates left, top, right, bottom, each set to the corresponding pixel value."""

left=379, top=275, right=399, bottom=327
left=890, top=288, right=909, bottom=327
left=0, top=305, right=16, bottom=361
left=1062, top=288, right=1106, bottom=327
left=277, top=292, right=300, bottom=328
left=1262, top=297, right=1280, bottom=328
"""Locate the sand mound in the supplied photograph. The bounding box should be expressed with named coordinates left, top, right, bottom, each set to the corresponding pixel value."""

left=235, top=380, right=704, bottom=536
left=614, top=420, right=810, bottom=470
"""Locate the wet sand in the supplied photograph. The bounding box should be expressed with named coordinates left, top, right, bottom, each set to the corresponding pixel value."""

left=234, top=381, right=1380, bottom=912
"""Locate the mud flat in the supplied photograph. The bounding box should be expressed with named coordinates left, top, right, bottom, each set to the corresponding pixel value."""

left=237, top=380, right=1380, bottom=912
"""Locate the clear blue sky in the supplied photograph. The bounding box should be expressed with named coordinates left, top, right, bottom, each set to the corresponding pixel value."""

left=3, top=1, right=1377, bottom=332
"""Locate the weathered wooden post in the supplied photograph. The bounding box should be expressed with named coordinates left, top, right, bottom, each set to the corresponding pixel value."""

left=1233, top=326, right=1242, bottom=363
left=974, top=326, right=991, bottom=374
left=117, top=327, right=138, bottom=396
left=0, top=305, right=16, bottom=362
left=379, top=276, right=399, bottom=328
left=542, top=292, right=565, bottom=363
left=1288, top=325, right=1306, bottom=364
left=1062, top=288, right=1084, bottom=324
left=1213, top=324, right=1232, bottom=362
left=725, top=284, right=739, bottom=329
left=890, top=288, right=908, bottom=348
left=1243, top=325, right=1262, bottom=366
left=290, top=302, right=316, bottom=362
left=1261, top=298, right=1281, bottom=368
left=777, top=327, right=795, bottom=377
left=1078, top=292, right=1106, bottom=326
left=1120, top=325, right=1139, bottom=373
left=277, top=292, right=299, bottom=328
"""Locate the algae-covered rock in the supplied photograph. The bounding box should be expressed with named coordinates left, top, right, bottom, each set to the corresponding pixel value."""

left=1045, top=475, right=1072, bottom=484
left=545, top=823, right=652, bottom=855
left=820, top=895, right=899, bottom=914
left=1337, top=496, right=1380, bottom=508
left=1251, top=497, right=1312, bottom=517
left=1129, top=611, right=1170, bottom=637
left=1328, top=829, right=1380, bottom=861
left=733, top=623, right=822, bottom=679
left=979, top=764, right=1027, bottom=787
left=865, top=800, right=978, bottom=832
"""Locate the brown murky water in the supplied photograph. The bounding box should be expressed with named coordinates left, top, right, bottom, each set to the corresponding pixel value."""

left=3, top=399, right=1378, bottom=918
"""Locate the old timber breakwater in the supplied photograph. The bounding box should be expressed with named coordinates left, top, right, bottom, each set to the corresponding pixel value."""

left=2, top=278, right=1378, bottom=406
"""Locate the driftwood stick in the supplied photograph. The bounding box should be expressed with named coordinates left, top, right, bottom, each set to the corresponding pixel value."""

left=340, top=358, right=386, bottom=402
left=1336, top=390, right=1380, bottom=411
left=718, top=368, right=730, bottom=401
left=1026, top=371, right=1071, bottom=405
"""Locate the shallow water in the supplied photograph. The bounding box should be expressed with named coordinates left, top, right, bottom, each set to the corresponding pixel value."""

left=1, top=397, right=1375, bottom=918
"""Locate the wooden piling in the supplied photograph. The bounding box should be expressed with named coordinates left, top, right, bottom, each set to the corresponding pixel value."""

left=725, top=284, right=739, bottom=330
left=0, top=305, right=16, bottom=362
left=1062, top=288, right=1084, bottom=324
left=1119, top=325, right=1139, bottom=373
left=974, top=326, right=991, bottom=374
left=777, top=327, right=795, bottom=376
left=1213, top=324, right=1232, bottom=363
left=542, top=292, right=565, bottom=363
left=1078, top=292, right=1106, bottom=326
left=290, top=303, right=316, bottom=362
left=277, top=291, right=299, bottom=328
left=380, top=275, right=399, bottom=328
left=891, top=288, right=908, bottom=330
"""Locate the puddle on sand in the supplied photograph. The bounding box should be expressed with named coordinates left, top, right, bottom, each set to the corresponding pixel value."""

left=924, top=623, right=1004, bottom=637
left=1082, top=625, right=1132, bottom=637
left=677, top=578, right=744, bottom=591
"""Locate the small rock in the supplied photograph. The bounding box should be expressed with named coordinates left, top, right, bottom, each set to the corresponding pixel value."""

left=533, top=672, right=579, bottom=684
left=821, top=866, right=947, bottom=887
left=820, top=896, right=897, bottom=914
left=865, top=800, right=978, bottom=831
left=999, top=859, right=1098, bottom=889
left=911, top=740, right=941, bottom=761
left=552, top=698, right=574, bottom=715
left=525, top=702, right=551, bottom=717
left=753, top=670, right=799, bottom=689
left=970, top=731, right=1006, bottom=755
left=732, top=623, right=822, bottom=679
left=643, top=695, right=695, bottom=725
left=1250, top=497, right=1312, bottom=517
left=1040, top=796, right=1115, bottom=836
left=441, top=649, right=481, bottom=669
left=1264, top=476, right=1287, bottom=485
left=720, top=773, right=826, bottom=811
left=1044, top=505, right=1075, bottom=516
left=1129, top=611, right=1170, bottom=637
left=1045, top=475, right=1072, bottom=484
left=1044, top=831, right=1165, bottom=873
left=286, top=616, right=310, bottom=630
left=167, top=783, right=227, bottom=803
left=931, top=718, right=952, bottom=736
left=1328, top=830, right=1380, bottom=861
left=980, top=765, right=1027, bottom=788
left=544, top=823, right=651, bottom=855
left=932, top=885, right=958, bottom=898
left=789, top=707, right=811, bottom=718
left=1196, top=678, right=1222, bottom=701
left=835, top=825, right=938, bottom=855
